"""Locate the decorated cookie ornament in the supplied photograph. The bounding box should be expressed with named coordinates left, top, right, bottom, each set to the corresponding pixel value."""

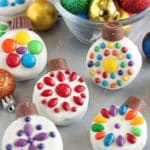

left=2, top=102, right=63, bottom=150
left=0, top=68, right=16, bottom=112
left=33, top=58, right=89, bottom=126
left=86, top=22, right=142, bottom=90
left=90, top=96, right=147, bottom=150
left=0, top=16, right=47, bottom=81
left=0, top=0, right=32, bottom=21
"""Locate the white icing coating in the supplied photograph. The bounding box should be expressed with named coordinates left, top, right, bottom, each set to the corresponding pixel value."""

left=86, top=37, right=142, bottom=90
left=0, top=29, right=47, bottom=81
left=0, top=0, right=32, bottom=21
left=33, top=70, right=89, bottom=126
left=2, top=115, right=63, bottom=150
left=90, top=107, right=147, bottom=150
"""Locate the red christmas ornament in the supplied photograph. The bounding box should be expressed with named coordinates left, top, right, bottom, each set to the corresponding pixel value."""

left=120, top=0, right=150, bottom=13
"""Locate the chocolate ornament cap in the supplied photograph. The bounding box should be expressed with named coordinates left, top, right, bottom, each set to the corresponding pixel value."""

left=102, top=22, right=124, bottom=42
left=124, top=96, right=147, bottom=114
left=16, top=102, right=39, bottom=119
left=47, top=58, right=68, bottom=72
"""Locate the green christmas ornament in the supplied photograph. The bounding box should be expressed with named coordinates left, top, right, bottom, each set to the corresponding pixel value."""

left=61, top=0, right=90, bottom=14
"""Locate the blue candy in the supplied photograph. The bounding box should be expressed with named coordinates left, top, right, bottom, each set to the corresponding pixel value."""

left=104, top=133, right=114, bottom=147
left=142, top=32, right=150, bottom=58
left=16, top=0, right=25, bottom=4
left=119, top=104, right=128, bottom=115
left=22, top=54, right=36, bottom=68
left=0, top=0, right=8, bottom=7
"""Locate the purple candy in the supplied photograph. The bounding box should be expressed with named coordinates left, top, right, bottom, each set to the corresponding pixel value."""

left=25, top=116, right=31, bottom=122
left=16, top=47, right=27, bottom=54
left=14, top=139, right=28, bottom=147
left=29, top=144, right=36, bottom=150
left=109, top=105, right=118, bottom=116
left=114, top=123, right=121, bottom=129
left=118, top=70, right=123, bottom=76
left=50, top=131, right=56, bottom=138
left=17, top=130, right=24, bottom=136
left=128, top=61, right=134, bottom=67
left=88, top=61, right=94, bottom=68
left=116, top=135, right=125, bottom=147
left=6, top=144, right=12, bottom=150
left=34, top=133, right=48, bottom=141
left=24, top=123, right=33, bottom=137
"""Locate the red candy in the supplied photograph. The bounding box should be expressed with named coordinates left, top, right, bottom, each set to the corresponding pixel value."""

left=41, top=89, right=53, bottom=97
left=56, top=83, right=72, bottom=98
left=54, top=107, right=60, bottom=113
left=104, top=50, right=110, bottom=56
left=70, top=72, right=77, bottom=81
left=57, top=71, right=65, bottom=81
left=62, top=102, right=70, bottom=111
left=48, top=98, right=58, bottom=108
left=44, top=77, right=55, bottom=86
left=75, top=85, right=85, bottom=93
left=81, top=93, right=86, bottom=98
left=37, top=82, right=44, bottom=89
left=71, top=107, right=77, bottom=112
left=121, top=47, right=128, bottom=53
left=95, top=78, right=101, bottom=84
left=41, top=99, right=47, bottom=105
left=101, top=108, right=110, bottom=118
left=127, top=133, right=137, bottom=144
left=102, top=72, right=108, bottom=79
left=73, top=96, right=84, bottom=105
left=79, top=77, right=85, bottom=83
left=6, top=53, right=21, bottom=68
left=65, top=69, right=71, bottom=74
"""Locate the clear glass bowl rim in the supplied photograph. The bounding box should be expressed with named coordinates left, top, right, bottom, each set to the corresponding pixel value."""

left=52, top=0, right=150, bottom=26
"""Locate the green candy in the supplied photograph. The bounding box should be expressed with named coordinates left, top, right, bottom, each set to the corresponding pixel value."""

left=61, top=0, right=90, bottom=14
left=0, top=24, right=8, bottom=31
left=95, top=61, right=100, bottom=67
left=0, top=32, right=5, bottom=37
left=91, top=123, right=105, bottom=132
left=115, top=42, right=121, bottom=49
left=116, top=80, right=122, bottom=86
left=131, top=127, right=142, bottom=136
left=94, top=46, right=100, bottom=52
left=28, top=40, right=43, bottom=54
left=120, top=62, right=126, bottom=68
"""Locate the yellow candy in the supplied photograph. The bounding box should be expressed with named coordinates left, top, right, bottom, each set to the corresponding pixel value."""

left=103, top=58, right=118, bottom=73
left=117, top=54, right=124, bottom=60
left=107, top=42, right=114, bottom=49
left=131, top=117, right=144, bottom=125
left=93, top=115, right=107, bottom=123
left=122, top=75, right=129, bottom=81
left=89, top=69, right=95, bottom=76
left=15, top=31, right=30, bottom=45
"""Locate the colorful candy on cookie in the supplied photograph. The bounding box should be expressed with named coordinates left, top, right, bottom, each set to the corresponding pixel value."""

left=33, top=58, right=89, bottom=126
left=0, top=0, right=32, bottom=21
left=90, top=96, right=147, bottom=150
left=2, top=102, right=63, bottom=150
left=0, top=68, right=16, bottom=112
left=86, top=22, right=142, bottom=90
left=0, top=16, right=47, bottom=81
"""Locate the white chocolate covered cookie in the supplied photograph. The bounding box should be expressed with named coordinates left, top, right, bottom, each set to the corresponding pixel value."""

left=86, top=22, right=142, bottom=90
left=90, top=97, right=147, bottom=150
left=0, top=29, right=47, bottom=81
left=33, top=58, right=89, bottom=126
left=0, top=0, right=32, bottom=21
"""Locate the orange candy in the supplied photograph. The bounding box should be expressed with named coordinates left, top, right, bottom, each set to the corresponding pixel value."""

left=89, top=52, right=95, bottom=59
left=95, top=131, right=106, bottom=140
left=112, top=50, right=118, bottom=56
left=2, top=39, right=17, bottom=53
left=110, top=83, right=116, bottom=88
left=128, top=69, right=133, bottom=76
left=125, top=109, right=137, bottom=120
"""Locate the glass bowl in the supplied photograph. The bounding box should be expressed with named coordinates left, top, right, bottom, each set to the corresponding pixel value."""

left=52, top=0, right=150, bottom=45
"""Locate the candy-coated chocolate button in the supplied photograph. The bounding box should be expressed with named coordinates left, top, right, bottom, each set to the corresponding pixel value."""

left=89, top=69, right=95, bottom=76
left=104, top=133, right=114, bottom=147
left=93, top=115, right=107, bottom=123
left=91, top=123, right=105, bottom=132
left=16, top=0, right=25, bottom=4
left=21, top=54, right=36, bottom=68
left=28, top=40, right=43, bottom=54
left=107, top=42, right=114, bottom=49
left=15, top=31, right=30, bottom=45
left=2, top=39, right=17, bottom=53
left=16, top=47, right=27, bottom=54
left=130, top=117, right=144, bottom=125
left=122, top=75, right=129, bottom=81
left=6, top=53, right=21, bottom=68
left=103, top=58, right=118, bottom=73
left=117, top=54, right=124, bottom=60
left=0, top=0, right=8, bottom=6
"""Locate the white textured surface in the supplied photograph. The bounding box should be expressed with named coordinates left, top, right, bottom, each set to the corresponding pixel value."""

left=0, top=15, right=150, bottom=150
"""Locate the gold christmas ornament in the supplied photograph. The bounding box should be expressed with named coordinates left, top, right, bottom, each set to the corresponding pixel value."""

left=89, top=0, right=120, bottom=21
left=27, top=0, right=58, bottom=31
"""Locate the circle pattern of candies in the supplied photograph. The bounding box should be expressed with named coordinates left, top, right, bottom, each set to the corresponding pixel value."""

left=37, top=69, right=87, bottom=113
left=2, top=31, right=43, bottom=68
left=0, top=0, right=25, bottom=7
left=87, top=42, right=134, bottom=89
left=91, top=104, right=144, bottom=147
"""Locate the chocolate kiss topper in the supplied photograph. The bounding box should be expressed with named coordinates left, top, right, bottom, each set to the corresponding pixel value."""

left=47, top=58, right=68, bottom=72
left=8, top=15, right=33, bottom=30
left=16, top=102, right=39, bottom=119
left=124, top=96, right=146, bottom=114
left=0, top=68, right=16, bottom=112
left=102, top=22, right=124, bottom=42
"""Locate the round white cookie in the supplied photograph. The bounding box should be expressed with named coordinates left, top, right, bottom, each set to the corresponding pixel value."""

left=90, top=104, right=147, bottom=150
left=33, top=69, right=89, bottom=126
left=86, top=37, right=142, bottom=90
left=0, top=0, right=32, bottom=21
left=0, top=29, right=47, bottom=81
left=2, top=115, right=63, bottom=150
